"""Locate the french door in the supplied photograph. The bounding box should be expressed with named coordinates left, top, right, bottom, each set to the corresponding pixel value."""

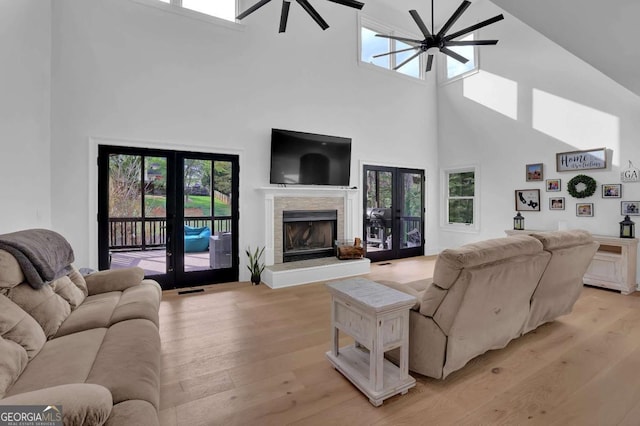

left=363, top=165, right=425, bottom=262
left=98, top=145, right=239, bottom=289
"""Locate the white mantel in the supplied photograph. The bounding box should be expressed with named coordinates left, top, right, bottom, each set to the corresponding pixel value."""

left=259, top=186, right=360, bottom=266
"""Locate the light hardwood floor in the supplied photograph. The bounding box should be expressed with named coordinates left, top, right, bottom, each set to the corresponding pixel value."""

left=158, top=256, right=640, bottom=425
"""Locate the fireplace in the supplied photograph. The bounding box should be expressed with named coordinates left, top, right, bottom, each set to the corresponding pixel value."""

left=282, top=210, right=337, bottom=262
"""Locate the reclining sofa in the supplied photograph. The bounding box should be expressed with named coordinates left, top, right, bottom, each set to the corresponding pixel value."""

left=0, top=229, right=162, bottom=425
left=382, top=230, right=598, bottom=379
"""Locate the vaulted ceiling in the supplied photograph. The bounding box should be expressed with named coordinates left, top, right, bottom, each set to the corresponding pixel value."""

left=479, top=0, right=640, bottom=97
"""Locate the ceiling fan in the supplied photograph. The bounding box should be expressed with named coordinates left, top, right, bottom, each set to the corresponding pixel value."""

left=374, top=0, right=504, bottom=73
left=237, top=0, right=364, bottom=33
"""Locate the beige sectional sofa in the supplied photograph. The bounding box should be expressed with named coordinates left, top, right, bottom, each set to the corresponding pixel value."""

left=383, top=230, right=598, bottom=379
left=0, top=248, right=162, bottom=425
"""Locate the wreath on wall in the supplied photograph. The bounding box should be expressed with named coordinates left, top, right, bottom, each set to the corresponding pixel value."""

left=567, top=174, right=597, bottom=198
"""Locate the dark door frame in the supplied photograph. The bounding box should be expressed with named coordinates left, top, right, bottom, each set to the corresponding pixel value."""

left=97, top=145, right=239, bottom=289
left=363, top=164, right=425, bottom=263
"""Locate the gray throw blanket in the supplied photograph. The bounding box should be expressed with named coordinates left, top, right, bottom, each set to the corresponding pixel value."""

left=0, top=229, right=75, bottom=289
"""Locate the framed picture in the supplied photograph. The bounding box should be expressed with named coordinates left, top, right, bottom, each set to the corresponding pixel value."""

left=601, top=184, right=621, bottom=198
left=556, top=148, right=607, bottom=172
left=549, top=197, right=565, bottom=210
left=621, top=201, right=640, bottom=216
left=546, top=179, right=561, bottom=192
left=526, top=163, right=544, bottom=181
left=576, top=203, right=594, bottom=217
left=515, top=189, right=541, bottom=211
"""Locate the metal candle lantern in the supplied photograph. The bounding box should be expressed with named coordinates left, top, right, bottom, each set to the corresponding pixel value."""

left=513, top=212, right=525, bottom=230
left=620, top=215, right=635, bottom=238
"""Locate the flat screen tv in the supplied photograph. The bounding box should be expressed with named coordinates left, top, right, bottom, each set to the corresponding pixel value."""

left=270, top=128, right=351, bottom=186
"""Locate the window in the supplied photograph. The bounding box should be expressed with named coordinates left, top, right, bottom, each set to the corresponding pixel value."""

left=443, top=167, right=478, bottom=230
left=136, top=0, right=238, bottom=25
left=442, top=33, right=478, bottom=82
left=360, top=18, right=422, bottom=80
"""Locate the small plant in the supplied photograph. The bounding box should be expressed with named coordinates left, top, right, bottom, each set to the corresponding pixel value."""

left=246, top=246, right=266, bottom=285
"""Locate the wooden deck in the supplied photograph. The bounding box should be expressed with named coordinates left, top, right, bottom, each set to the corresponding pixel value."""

left=110, top=249, right=210, bottom=275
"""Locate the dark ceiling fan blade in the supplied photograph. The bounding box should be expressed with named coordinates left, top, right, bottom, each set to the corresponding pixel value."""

left=279, top=1, right=291, bottom=33
left=426, top=54, right=434, bottom=72
left=372, top=46, right=419, bottom=59
left=437, top=1, right=471, bottom=37
left=394, top=51, right=422, bottom=70
left=409, top=10, right=431, bottom=38
left=296, top=0, right=329, bottom=30
left=444, top=14, right=504, bottom=41
left=237, top=0, right=273, bottom=20
left=446, top=39, right=498, bottom=46
left=326, top=0, right=364, bottom=10
left=440, top=47, right=468, bottom=63
left=375, top=34, right=423, bottom=45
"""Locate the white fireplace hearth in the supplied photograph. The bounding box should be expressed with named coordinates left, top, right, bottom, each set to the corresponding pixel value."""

left=259, top=186, right=370, bottom=288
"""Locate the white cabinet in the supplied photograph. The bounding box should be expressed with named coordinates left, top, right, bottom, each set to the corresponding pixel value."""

left=583, top=236, right=638, bottom=295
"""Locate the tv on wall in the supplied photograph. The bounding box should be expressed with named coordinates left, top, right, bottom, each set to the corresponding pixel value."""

left=270, top=128, right=352, bottom=186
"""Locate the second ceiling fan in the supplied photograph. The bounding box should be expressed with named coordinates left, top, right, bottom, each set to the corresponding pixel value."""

left=375, top=0, right=504, bottom=73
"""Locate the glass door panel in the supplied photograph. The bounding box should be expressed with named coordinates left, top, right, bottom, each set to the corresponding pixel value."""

left=399, top=171, right=424, bottom=251
left=182, top=158, right=213, bottom=272
left=365, top=168, right=394, bottom=258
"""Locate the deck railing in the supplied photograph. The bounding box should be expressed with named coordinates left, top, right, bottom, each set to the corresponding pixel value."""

left=108, top=216, right=232, bottom=250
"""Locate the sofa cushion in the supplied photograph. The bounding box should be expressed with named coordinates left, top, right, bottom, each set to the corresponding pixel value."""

left=377, top=279, right=425, bottom=310
left=0, top=294, right=46, bottom=360
left=85, top=267, right=144, bottom=296
left=105, top=400, right=159, bottom=426
left=420, top=281, right=448, bottom=317
left=51, top=275, right=86, bottom=310
left=87, top=319, right=161, bottom=410
left=0, top=336, right=28, bottom=399
left=6, top=328, right=107, bottom=396
left=0, top=249, right=25, bottom=289
left=111, top=282, right=161, bottom=328
left=0, top=384, right=113, bottom=426
left=67, top=265, right=89, bottom=297
left=4, top=282, right=71, bottom=339
left=530, top=229, right=594, bottom=250
left=54, top=293, right=121, bottom=338
left=434, top=235, right=543, bottom=289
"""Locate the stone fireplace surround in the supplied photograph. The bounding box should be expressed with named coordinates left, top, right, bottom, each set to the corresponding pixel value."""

left=259, top=187, right=370, bottom=288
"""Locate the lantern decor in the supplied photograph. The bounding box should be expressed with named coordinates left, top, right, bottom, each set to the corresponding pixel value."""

left=620, top=215, right=635, bottom=238
left=513, top=212, right=525, bottom=230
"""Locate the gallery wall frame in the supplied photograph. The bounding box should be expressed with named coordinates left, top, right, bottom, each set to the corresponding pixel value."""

left=602, top=184, right=621, bottom=198
left=526, top=163, right=543, bottom=181
left=576, top=203, right=594, bottom=217
left=556, top=148, right=607, bottom=172
left=546, top=179, right=561, bottom=192
left=515, top=189, right=540, bottom=211
left=549, top=197, right=565, bottom=210
left=621, top=201, right=640, bottom=216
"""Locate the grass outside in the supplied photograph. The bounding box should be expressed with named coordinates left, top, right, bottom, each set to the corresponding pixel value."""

left=146, top=195, right=230, bottom=216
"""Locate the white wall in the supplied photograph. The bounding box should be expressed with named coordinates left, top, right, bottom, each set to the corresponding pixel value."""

left=0, top=0, right=52, bottom=233
left=438, top=0, right=640, bottom=272
left=49, top=0, right=439, bottom=274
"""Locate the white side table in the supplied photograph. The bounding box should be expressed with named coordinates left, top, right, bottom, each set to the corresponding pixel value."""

left=325, top=277, right=417, bottom=406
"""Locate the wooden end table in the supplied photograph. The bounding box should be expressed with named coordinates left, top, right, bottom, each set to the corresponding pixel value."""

left=325, top=277, right=417, bottom=407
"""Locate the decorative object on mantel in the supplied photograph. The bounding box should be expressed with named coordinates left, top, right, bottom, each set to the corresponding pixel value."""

left=621, top=160, right=640, bottom=182
left=515, top=189, right=540, bottom=211
left=246, top=246, right=266, bottom=285
left=373, top=0, right=504, bottom=73
left=236, top=0, right=364, bottom=33
left=336, top=237, right=365, bottom=260
left=567, top=174, right=597, bottom=198
left=513, top=212, right=524, bottom=230
left=556, top=148, right=607, bottom=172
left=620, top=215, right=635, bottom=238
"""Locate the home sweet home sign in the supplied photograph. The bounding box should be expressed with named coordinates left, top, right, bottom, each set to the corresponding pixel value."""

left=556, top=148, right=607, bottom=172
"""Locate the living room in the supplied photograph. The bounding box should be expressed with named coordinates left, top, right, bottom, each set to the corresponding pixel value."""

left=2, top=0, right=640, bottom=424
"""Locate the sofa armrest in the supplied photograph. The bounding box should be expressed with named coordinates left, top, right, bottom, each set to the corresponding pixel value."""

left=85, top=267, right=145, bottom=296
left=0, top=384, right=113, bottom=426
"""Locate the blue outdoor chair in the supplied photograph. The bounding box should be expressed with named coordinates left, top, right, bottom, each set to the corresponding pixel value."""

left=184, top=225, right=211, bottom=252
